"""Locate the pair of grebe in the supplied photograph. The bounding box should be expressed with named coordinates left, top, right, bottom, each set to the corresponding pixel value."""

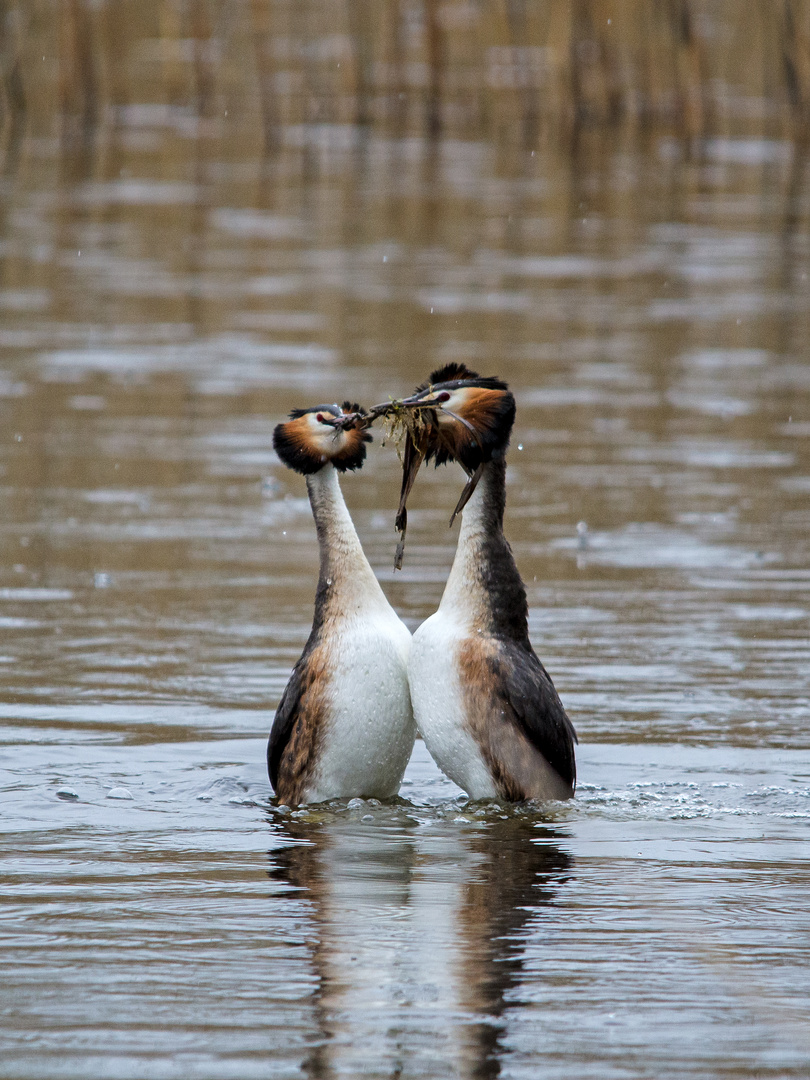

left=269, top=366, right=577, bottom=806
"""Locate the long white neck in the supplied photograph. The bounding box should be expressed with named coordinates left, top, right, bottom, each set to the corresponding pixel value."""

left=441, top=479, right=490, bottom=621
left=306, top=465, right=388, bottom=613
left=439, top=459, right=528, bottom=640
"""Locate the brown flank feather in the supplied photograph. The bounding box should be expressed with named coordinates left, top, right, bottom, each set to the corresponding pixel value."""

left=458, top=638, right=575, bottom=801
left=271, top=641, right=331, bottom=806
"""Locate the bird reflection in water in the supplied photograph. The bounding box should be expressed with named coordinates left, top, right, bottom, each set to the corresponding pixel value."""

left=267, top=808, right=572, bottom=1079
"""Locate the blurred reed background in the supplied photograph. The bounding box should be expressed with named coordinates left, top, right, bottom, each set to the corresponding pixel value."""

left=2, top=0, right=810, bottom=156
left=2, top=11, right=810, bottom=1077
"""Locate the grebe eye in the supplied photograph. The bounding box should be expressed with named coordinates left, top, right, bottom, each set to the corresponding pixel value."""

left=315, top=413, right=325, bottom=423
left=436, top=391, right=451, bottom=402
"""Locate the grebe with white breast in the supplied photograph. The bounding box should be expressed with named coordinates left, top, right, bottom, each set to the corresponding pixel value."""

left=268, top=403, right=415, bottom=806
left=389, top=365, right=577, bottom=802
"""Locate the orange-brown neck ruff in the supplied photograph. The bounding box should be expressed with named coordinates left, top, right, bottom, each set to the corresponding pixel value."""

left=273, top=414, right=370, bottom=476
left=426, top=388, right=515, bottom=473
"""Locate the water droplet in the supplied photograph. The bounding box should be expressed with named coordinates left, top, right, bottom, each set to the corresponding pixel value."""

left=107, top=787, right=133, bottom=800
left=56, top=789, right=79, bottom=801
left=326, top=577, right=332, bottom=585
left=94, top=572, right=110, bottom=589
left=517, top=443, right=523, bottom=450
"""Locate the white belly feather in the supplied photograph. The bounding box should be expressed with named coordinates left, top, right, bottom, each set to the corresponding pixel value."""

left=408, top=611, right=498, bottom=800
left=306, top=611, right=415, bottom=802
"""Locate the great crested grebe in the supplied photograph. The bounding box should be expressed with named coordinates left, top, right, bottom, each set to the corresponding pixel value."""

left=269, top=403, right=415, bottom=806
left=389, top=365, right=577, bottom=802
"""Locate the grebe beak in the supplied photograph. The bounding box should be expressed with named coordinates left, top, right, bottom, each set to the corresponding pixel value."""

left=320, top=411, right=363, bottom=431
left=386, top=391, right=484, bottom=526
left=382, top=389, right=449, bottom=409
left=365, top=389, right=485, bottom=568
left=384, top=392, right=462, bottom=569
left=367, top=389, right=449, bottom=418
left=379, top=391, right=480, bottom=448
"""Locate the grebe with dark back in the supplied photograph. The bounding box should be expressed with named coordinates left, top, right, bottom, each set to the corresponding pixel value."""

left=390, top=366, right=577, bottom=802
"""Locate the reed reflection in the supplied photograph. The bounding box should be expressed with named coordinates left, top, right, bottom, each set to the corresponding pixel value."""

left=269, top=808, right=572, bottom=1079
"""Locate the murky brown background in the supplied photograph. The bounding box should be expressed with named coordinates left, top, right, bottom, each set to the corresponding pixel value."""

left=2, top=3, right=810, bottom=1078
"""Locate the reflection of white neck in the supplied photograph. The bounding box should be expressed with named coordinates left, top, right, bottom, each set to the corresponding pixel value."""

left=306, top=465, right=387, bottom=606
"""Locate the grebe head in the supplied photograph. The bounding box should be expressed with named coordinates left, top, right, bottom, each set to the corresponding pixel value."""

left=273, top=401, right=372, bottom=475
left=401, top=363, right=515, bottom=472
left=381, top=365, right=515, bottom=565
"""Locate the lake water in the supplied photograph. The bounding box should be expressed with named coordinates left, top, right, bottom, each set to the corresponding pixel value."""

left=2, top=6, right=810, bottom=1077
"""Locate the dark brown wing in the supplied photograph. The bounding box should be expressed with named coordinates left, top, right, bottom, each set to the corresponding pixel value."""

left=266, top=631, right=328, bottom=797
left=267, top=659, right=306, bottom=792
left=487, top=640, right=577, bottom=790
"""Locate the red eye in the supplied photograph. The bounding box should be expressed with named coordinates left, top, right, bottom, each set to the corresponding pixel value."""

left=437, top=391, right=451, bottom=402
left=316, top=413, right=325, bottom=423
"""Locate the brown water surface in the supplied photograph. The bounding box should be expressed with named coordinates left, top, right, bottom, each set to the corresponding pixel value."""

left=2, top=6, right=810, bottom=1078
